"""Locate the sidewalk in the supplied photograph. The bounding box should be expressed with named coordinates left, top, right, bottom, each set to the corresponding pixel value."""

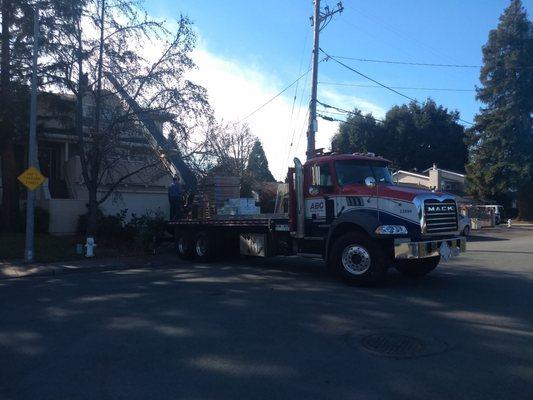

left=0, top=252, right=176, bottom=281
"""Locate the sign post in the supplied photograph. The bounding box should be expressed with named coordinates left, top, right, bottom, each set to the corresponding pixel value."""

left=23, top=4, right=40, bottom=262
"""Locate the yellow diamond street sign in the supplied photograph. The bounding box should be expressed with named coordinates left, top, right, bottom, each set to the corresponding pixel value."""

left=17, top=166, right=46, bottom=191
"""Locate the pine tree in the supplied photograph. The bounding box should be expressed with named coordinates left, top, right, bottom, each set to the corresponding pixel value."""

left=466, top=0, right=533, bottom=219
left=245, top=140, right=275, bottom=182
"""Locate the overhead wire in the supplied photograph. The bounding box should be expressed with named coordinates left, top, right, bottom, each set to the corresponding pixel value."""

left=319, top=49, right=474, bottom=126
left=284, top=28, right=311, bottom=170
left=319, top=81, right=475, bottom=92
left=324, top=56, right=533, bottom=70
left=317, top=101, right=385, bottom=123
left=344, top=3, right=463, bottom=66
left=237, top=67, right=312, bottom=123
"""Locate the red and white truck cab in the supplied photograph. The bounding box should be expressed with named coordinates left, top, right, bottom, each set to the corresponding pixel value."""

left=289, top=152, right=466, bottom=283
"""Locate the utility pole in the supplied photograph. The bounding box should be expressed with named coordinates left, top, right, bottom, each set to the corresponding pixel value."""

left=24, top=3, right=39, bottom=262
left=306, top=1, right=343, bottom=160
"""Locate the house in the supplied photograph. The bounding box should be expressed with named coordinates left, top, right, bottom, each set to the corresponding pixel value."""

left=393, top=164, right=466, bottom=194
left=0, top=91, right=173, bottom=235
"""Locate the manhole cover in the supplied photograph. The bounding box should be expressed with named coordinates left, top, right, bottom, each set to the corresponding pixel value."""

left=361, top=333, right=428, bottom=358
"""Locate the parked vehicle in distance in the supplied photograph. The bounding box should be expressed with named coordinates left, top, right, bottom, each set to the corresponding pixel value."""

left=458, top=214, right=471, bottom=236
left=478, top=205, right=505, bottom=224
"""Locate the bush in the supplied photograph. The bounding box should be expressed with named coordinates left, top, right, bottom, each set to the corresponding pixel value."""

left=128, top=210, right=167, bottom=252
left=76, top=208, right=165, bottom=251
left=77, top=209, right=135, bottom=243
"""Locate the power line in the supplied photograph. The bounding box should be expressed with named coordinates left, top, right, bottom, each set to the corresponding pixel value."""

left=284, top=32, right=313, bottom=172
left=318, top=113, right=382, bottom=129
left=237, top=67, right=312, bottom=123
left=326, top=55, right=533, bottom=70
left=319, top=81, right=475, bottom=92
left=317, top=101, right=385, bottom=123
left=319, top=49, right=474, bottom=126
left=331, top=56, right=480, bottom=68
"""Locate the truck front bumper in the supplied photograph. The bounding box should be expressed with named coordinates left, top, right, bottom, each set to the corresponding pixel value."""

left=394, top=237, right=466, bottom=260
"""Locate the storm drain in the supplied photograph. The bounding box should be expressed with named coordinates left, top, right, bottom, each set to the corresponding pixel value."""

left=359, top=332, right=450, bottom=358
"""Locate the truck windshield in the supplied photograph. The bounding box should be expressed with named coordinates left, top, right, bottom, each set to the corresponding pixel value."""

left=335, top=161, right=393, bottom=186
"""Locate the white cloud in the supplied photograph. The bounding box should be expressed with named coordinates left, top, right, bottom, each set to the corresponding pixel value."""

left=188, top=43, right=385, bottom=180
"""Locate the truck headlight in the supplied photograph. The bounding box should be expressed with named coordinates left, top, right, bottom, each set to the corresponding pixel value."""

left=375, top=225, right=408, bottom=235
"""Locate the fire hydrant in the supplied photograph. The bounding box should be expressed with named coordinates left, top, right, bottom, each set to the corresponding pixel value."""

left=85, top=237, right=96, bottom=257
left=507, top=219, right=512, bottom=228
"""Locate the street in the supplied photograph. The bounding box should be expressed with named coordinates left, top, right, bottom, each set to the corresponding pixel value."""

left=1, top=227, right=533, bottom=400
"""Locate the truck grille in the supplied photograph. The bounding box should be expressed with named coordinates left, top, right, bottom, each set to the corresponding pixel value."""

left=424, top=199, right=458, bottom=233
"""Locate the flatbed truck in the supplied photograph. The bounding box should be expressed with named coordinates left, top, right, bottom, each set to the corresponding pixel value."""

left=170, top=153, right=466, bottom=285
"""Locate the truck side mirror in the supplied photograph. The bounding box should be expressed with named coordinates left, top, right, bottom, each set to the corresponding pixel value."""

left=365, top=176, right=376, bottom=188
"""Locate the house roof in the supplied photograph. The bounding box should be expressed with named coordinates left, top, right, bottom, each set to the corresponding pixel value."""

left=392, top=170, right=430, bottom=180
left=422, top=166, right=465, bottom=178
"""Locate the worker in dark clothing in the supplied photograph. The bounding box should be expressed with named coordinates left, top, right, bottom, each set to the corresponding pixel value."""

left=168, top=176, right=182, bottom=220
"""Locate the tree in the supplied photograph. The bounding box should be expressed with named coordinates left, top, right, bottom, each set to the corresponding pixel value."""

left=465, top=0, right=533, bottom=219
left=204, top=121, right=256, bottom=177
left=48, top=0, right=210, bottom=237
left=0, top=0, right=31, bottom=230
left=0, top=0, right=65, bottom=231
left=331, top=100, right=468, bottom=172
left=245, top=140, right=275, bottom=182
left=331, top=109, right=387, bottom=158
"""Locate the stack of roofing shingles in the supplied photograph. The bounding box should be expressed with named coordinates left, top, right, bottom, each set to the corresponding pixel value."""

left=197, top=176, right=241, bottom=215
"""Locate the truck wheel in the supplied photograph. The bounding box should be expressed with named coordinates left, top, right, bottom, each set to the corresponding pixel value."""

left=329, top=232, right=386, bottom=285
left=395, top=256, right=440, bottom=277
left=176, top=230, right=194, bottom=260
left=194, top=231, right=215, bottom=261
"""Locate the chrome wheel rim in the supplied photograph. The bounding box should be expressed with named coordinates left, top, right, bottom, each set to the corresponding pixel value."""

left=341, top=245, right=371, bottom=275
left=196, top=236, right=207, bottom=257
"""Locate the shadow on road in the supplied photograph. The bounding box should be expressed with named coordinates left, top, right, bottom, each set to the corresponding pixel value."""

left=465, top=234, right=509, bottom=242
left=0, top=251, right=532, bottom=399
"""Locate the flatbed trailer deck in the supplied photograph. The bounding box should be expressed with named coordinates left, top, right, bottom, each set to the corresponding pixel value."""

left=168, top=214, right=289, bottom=227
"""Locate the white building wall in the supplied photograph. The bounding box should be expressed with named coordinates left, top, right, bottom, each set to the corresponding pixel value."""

left=99, top=191, right=169, bottom=220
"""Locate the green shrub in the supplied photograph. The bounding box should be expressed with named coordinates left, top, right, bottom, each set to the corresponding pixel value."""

left=77, top=209, right=135, bottom=243
left=127, top=209, right=167, bottom=252
left=76, top=208, right=165, bottom=251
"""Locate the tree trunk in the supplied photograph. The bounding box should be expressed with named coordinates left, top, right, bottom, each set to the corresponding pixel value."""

left=517, top=186, right=533, bottom=221
left=0, top=0, right=19, bottom=231
left=86, top=183, right=98, bottom=237
left=0, top=140, right=20, bottom=231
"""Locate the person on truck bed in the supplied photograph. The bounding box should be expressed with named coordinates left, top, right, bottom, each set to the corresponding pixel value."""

left=168, top=176, right=182, bottom=220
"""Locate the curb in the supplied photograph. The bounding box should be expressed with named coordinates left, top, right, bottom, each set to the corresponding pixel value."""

left=0, top=255, right=176, bottom=282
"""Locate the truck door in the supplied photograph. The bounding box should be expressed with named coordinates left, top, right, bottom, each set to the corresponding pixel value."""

left=304, top=162, right=334, bottom=236
left=334, top=160, right=379, bottom=217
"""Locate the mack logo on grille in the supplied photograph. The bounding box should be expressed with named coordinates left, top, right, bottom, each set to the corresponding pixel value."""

left=426, top=205, right=455, bottom=212
left=423, top=199, right=458, bottom=233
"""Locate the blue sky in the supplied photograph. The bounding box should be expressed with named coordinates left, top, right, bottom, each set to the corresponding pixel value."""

left=145, top=0, right=532, bottom=178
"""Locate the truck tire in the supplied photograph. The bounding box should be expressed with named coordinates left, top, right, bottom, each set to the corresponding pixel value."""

left=175, top=230, right=194, bottom=260
left=193, top=230, right=216, bottom=261
left=395, top=256, right=440, bottom=277
left=328, top=232, right=387, bottom=285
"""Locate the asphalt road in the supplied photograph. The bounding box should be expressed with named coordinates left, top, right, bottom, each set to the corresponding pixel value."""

left=1, top=227, right=533, bottom=400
